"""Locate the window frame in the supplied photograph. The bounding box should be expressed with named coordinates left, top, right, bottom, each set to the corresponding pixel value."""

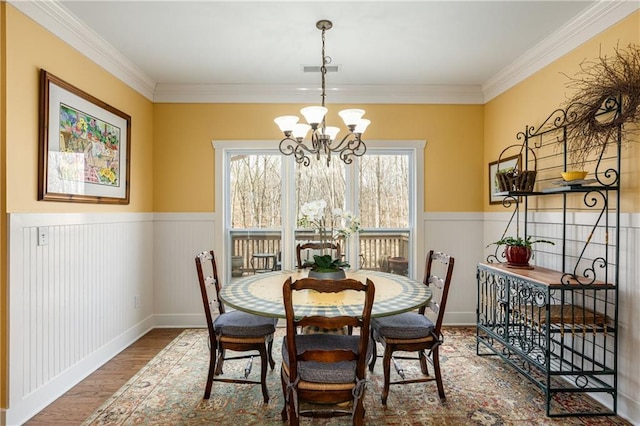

left=213, top=139, right=425, bottom=284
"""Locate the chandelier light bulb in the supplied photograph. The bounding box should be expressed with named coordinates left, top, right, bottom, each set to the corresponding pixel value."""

left=324, top=126, right=340, bottom=141
left=300, top=106, right=328, bottom=127
left=354, top=119, right=371, bottom=134
left=292, top=123, right=311, bottom=140
left=338, top=109, right=366, bottom=127
left=274, top=115, right=299, bottom=133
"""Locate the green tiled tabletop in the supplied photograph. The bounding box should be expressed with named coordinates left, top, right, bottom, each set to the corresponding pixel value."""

left=219, top=269, right=431, bottom=319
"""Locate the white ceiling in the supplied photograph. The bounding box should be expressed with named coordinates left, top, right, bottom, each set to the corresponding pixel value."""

left=13, top=1, right=640, bottom=103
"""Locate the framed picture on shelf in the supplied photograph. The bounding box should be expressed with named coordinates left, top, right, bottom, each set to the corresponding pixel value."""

left=38, top=69, right=131, bottom=204
left=488, top=154, right=520, bottom=205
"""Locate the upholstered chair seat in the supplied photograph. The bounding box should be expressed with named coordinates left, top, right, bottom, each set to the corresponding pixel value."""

left=371, top=313, right=435, bottom=340
left=282, top=334, right=372, bottom=383
left=214, top=310, right=276, bottom=337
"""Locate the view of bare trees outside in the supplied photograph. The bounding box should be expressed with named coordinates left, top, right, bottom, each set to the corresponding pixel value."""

left=228, top=152, right=411, bottom=273
left=359, top=155, right=409, bottom=228
left=229, top=154, right=281, bottom=228
left=295, top=159, right=346, bottom=215
left=230, top=154, right=409, bottom=229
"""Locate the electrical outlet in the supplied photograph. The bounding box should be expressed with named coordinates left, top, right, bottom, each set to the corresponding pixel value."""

left=38, top=227, right=49, bottom=246
left=134, top=295, right=140, bottom=309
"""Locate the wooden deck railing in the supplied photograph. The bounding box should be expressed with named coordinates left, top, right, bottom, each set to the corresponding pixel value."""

left=230, top=229, right=410, bottom=275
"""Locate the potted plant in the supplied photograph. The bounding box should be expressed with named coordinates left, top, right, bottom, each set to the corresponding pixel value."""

left=307, top=254, right=350, bottom=279
left=487, top=235, right=554, bottom=267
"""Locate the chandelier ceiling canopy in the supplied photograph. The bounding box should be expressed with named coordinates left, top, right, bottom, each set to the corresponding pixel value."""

left=275, top=20, right=369, bottom=167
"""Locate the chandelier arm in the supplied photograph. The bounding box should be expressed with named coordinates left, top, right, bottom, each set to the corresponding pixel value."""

left=279, top=137, right=312, bottom=166
left=327, top=133, right=364, bottom=152
left=334, top=134, right=367, bottom=165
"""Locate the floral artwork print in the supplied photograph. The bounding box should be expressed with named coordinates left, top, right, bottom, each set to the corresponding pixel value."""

left=58, top=103, right=121, bottom=186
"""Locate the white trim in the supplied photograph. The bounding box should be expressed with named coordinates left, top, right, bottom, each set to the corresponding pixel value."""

left=9, top=0, right=155, bottom=100
left=9, top=212, right=155, bottom=227
left=483, top=0, right=640, bottom=102
left=154, top=83, right=485, bottom=105
left=14, top=0, right=637, bottom=104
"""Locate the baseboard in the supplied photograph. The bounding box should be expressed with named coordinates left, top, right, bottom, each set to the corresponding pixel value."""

left=5, top=316, right=154, bottom=426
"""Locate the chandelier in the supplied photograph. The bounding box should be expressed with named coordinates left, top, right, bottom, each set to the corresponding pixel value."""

left=274, top=20, right=369, bottom=167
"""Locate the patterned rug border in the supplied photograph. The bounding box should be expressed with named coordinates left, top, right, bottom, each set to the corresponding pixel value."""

left=83, top=327, right=630, bottom=425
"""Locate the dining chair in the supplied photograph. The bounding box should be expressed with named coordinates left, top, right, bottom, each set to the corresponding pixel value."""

left=296, top=242, right=341, bottom=269
left=368, top=250, right=455, bottom=404
left=280, top=277, right=375, bottom=426
left=195, top=250, right=278, bottom=402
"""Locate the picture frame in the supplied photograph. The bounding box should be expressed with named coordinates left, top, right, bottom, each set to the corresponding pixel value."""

left=488, top=154, right=520, bottom=205
left=38, top=69, right=131, bottom=204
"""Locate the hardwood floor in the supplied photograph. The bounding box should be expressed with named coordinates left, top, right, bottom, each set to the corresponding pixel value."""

left=25, top=328, right=186, bottom=425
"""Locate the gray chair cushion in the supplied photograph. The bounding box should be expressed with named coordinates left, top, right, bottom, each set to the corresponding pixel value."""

left=371, top=312, right=435, bottom=339
left=213, top=310, right=277, bottom=337
left=282, top=334, right=370, bottom=384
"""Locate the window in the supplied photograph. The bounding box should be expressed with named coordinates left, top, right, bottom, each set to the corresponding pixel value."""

left=214, top=140, right=425, bottom=283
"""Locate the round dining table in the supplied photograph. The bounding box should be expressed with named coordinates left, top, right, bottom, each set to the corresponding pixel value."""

left=219, top=269, right=432, bottom=318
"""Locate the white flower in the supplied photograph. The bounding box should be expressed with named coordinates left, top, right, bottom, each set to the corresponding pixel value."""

left=299, top=199, right=361, bottom=243
left=300, top=199, right=326, bottom=222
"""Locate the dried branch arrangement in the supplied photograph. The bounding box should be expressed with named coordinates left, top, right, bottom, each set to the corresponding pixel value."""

left=562, top=43, right=640, bottom=169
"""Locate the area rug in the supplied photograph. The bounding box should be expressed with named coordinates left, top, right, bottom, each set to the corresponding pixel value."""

left=83, top=328, right=630, bottom=425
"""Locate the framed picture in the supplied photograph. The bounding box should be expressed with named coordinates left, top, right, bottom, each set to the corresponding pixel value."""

left=488, top=154, right=520, bottom=205
left=38, top=70, right=131, bottom=204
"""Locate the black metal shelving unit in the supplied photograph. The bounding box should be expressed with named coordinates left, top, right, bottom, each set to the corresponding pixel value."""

left=476, top=100, right=620, bottom=417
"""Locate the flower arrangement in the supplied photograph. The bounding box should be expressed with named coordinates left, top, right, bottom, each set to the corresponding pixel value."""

left=298, top=199, right=361, bottom=271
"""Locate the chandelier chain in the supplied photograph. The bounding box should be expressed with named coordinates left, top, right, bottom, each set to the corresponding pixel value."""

left=321, top=27, right=327, bottom=108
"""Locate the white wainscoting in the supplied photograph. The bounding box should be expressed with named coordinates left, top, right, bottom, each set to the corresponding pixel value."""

left=6, top=211, right=638, bottom=424
left=152, top=213, right=215, bottom=327
left=7, top=213, right=155, bottom=426
left=423, top=212, right=485, bottom=326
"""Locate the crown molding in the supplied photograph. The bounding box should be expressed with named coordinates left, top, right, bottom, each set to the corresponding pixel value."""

left=153, top=83, right=485, bottom=104
left=9, top=0, right=156, bottom=100
left=11, top=0, right=637, bottom=105
left=482, top=0, right=640, bottom=103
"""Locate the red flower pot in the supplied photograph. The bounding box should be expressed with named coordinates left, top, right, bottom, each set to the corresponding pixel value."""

left=505, top=246, right=531, bottom=266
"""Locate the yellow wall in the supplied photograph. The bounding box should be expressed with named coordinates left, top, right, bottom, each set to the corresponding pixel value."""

left=0, top=1, right=6, bottom=414
left=153, top=103, right=484, bottom=213
left=4, top=6, right=154, bottom=213
left=485, top=11, right=640, bottom=212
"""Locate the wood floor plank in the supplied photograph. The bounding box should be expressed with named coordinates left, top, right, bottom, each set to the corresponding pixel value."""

left=24, top=328, right=186, bottom=425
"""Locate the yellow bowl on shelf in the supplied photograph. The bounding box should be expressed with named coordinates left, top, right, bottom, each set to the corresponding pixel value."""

left=561, top=171, right=588, bottom=182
